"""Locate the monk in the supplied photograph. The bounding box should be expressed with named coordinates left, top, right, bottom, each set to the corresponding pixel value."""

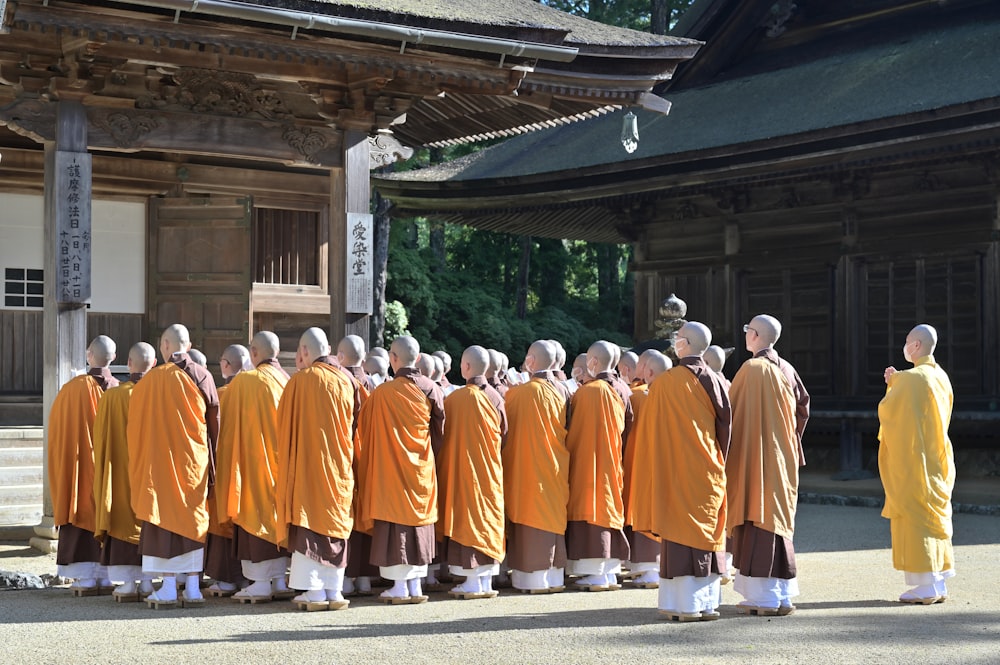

left=565, top=340, right=633, bottom=591
left=727, top=314, right=809, bottom=616
left=335, top=334, right=379, bottom=598
left=567, top=352, right=591, bottom=393
left=273, top=328, right=356, bottom=611
left=49, top=335, right=119, bottom=595
left=438, top=345, right=507, bottom=599
left=550, top=340, right=569, bottom=382
left=357, top=335, right=444, bottom=604
left=878, top=324, right=955, bottom=604
left=204, top=343, right=253, bottom=596
left=704, top=345, right=730, bottom=387
left=632, top=323, right=730, bottom=621
left=93, top=342, right=156, bottom=602
left=622, top=350, right=671, bottom=589
left=503, top=340, right=571, bottom=593
left=215, top=331, right=293, bottom=603
left=129, top=324, right=219, bottom=608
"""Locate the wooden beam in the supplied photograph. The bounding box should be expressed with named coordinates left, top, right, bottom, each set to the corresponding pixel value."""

left=35, top=100, right=91, bottom=552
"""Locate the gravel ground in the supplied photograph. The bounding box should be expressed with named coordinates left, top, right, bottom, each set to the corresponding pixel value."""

left=1, top=503, right=998, bottom=665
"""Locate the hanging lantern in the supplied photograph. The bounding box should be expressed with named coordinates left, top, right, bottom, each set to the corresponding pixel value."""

left=620, top=111, right=639, bottom=154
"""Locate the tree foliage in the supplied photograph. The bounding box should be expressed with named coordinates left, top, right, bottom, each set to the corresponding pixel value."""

left=540, top=0, right=694, bottom=34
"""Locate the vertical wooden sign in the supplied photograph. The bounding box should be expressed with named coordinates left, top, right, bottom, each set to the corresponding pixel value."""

left=54, top=151, right=92, bottom=303
left=346, top=211, right=373, bottom=314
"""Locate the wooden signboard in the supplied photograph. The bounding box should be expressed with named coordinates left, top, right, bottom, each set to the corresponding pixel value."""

left=346, top=211, right=373, bottom=314
left=54, top=151, right=92, bottom=304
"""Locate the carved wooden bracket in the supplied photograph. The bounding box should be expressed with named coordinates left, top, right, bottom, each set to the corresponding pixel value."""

left=369, top=132, right=414, bottom=169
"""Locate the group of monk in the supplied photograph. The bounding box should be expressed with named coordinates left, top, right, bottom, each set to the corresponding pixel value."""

left=46, top=313, right=956, bottom=619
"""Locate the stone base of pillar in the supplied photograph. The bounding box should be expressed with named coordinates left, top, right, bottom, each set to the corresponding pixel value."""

left=31, top=516, right=58, bottom=553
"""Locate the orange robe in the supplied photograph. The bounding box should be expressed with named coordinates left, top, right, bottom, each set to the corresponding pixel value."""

left=93, top=381, right=141, bottom=545
left=437, top=384, right=505, bottom=562
left=215, top=363, right=288, bottom=545
left=274, top=361, right=355, bottom=545
left=356, top=375, right=438, bottom=534
left=726, top=357, right=800, bottom=541
left=566, top=379, right=626, bottom=530
left=49, top=375, right=104, bottom=532
left=502, top=378, right=569, bottom=535
left=622, top=384, right=650, bottom=531
left=128, top=363, right=212, bottom=543
left=633, top=366, right=728, bottom=552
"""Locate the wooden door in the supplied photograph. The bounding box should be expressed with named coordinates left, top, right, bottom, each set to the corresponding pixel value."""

left=147, top=195, right=252, bottom=382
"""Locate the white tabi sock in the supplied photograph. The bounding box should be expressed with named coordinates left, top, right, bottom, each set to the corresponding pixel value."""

left=480, top=573, right=493, bottom=593
left=184, top=574, right=204, bottom=600
left=150, top=576, right=177, bottom=602
left=342, top=577, right=356, bottom=595
left=356, top=576, right=372, bottom=594
left=407, top=577, right=423, bottom=597
left=382, top=579, right=408, bottom=598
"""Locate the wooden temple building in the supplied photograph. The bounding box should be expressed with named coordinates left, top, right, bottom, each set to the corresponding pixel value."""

left=0, top=0, right=701, bottom=538
left=375, top=0, right=1000, bottom=467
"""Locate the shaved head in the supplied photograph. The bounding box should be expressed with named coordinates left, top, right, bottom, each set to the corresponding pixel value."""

left=188, top=348, right=207, bottom=367
left=432, top=350, right=452, bottom=373
left=415, top=353, right=434, bottom=377
left=363, top=354, right=389, bottom=378
left=750, top=314, right=782, bottom=346
left=587, top=340, right=616, bottom=375
left=704, top=345, right=727, bottom=374
left=431, top=355, right=444, bottom=381
left=462, top=345, right=490, bottom=379
left=677, top=322, right=711, bottom=356
left=618, top=350, right=638, bottom=383
left=527, top=340, right=556, bottom=374
left=250, top=331, right=280, bottom=363
left=486, top=349, right=502, bottom=379
left=221, top=344, right=251, bottom=378
left=87, top=335, right=116, bottom=368
left=571, top=352, right=589, bottom=382
left=160, top=324, right=191, bottom=360
left=643, top=350, right=672, bottom=383
left=298, top=327, right=331, bottom=368
left=906, top=324, right=938, bottom=360
left=552, top=341, right=566, bottom=370
left=391, top=335, right=420, bottom=370
left=127, top=342, right=156, bottom=374
left=337, top=334, right=366, bottom=366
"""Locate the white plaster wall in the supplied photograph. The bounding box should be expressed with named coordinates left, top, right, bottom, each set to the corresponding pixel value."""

left=0, top=193, right=146, bottom=313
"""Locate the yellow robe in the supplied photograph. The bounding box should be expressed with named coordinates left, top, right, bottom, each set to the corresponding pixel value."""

left=726, top=357, right=799, bottom=541
left=275, top=361, right=355, bottom=545
left=566, top=379, right=626, bottom=530
left=878, top=354, right=955, bottom=573
left=128, top=363, right=211, bottom=543
left=622, top=385, right=648, bottom=530
left=93, top=381, right=141, bottom=545
left=502, top=378, right=569, bottom=535
left=216, top=363, right=288, bottom=545
left=437, top=385, right=505, bottom=561
left=48, top=375, right=104, bottom=532
left=356, top=376, right=437, bottom=534
left=632, top=367, right=727, bottom=551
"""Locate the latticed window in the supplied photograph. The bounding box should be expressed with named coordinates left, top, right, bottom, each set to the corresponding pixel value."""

left=252, top=208, right=320, bottom=286
left=4, top=268, right=44, bottom=308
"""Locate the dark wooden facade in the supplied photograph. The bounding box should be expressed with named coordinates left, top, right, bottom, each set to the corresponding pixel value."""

left=374, top=0, right=1000, bottom=453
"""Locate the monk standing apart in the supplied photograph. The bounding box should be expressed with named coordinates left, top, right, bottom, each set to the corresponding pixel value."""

left=214, top=332, right=293, bottom=603
left=632, top=323, right=730, bottom=621
left=129, top=324, right=219, bottom=608
left=727, top=314, right=809, bottom=616
left=93, top=342, right=156, bottom=601
left=878, top=324, right=955, bottom=604
left=504, top=340, right=571, bottom=593
left=274, top=328, right=356, bottom=611
left=50, top=335, right=119, bottom=595
left=438, top=345, right=507, bottom=599
left=565, top=340, right=633, bottom=591
left=357, top=335, right=444, bottom=604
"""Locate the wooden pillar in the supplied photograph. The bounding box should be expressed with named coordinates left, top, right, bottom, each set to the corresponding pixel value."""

left=330, top=129, right=372, bottom=347
left=33, top=101, right=92, bottom=552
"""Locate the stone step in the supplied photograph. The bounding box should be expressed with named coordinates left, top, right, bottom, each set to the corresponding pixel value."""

left=0, top=484, right=42, bottom=506
left=0, top=427, right=44, bottom=447
left=0, top=402, right=43, bottom=427
left=0, top=503, right=42, bottom=526
left=0, top=447, right=43, bottom=467
left=0, top=465, right=43, bottom=486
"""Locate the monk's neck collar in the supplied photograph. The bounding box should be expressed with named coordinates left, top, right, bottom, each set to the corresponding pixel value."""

left=129, top=372, right=145, bottom=383
left=395, top=366, right=421, bottom=378
left=88, top=366, right=114, bottom=380
left=466, top=375, right=488, bottom=388
left=314, top=355, right=339, bottom=367
left=680, top=356, right=707, bottom=369
left=593, top=370, right=616, bottom=381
